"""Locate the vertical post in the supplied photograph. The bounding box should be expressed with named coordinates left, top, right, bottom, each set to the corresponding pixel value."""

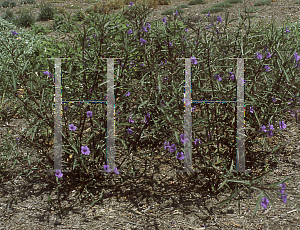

left=176, top=57, right=201, bottom=173
left=236, top=58, right=245, bottom=172
left=229, top=57, right=253, bottom=173
left=184, top=58, right=193, bottom=171
left=106, top=58, right=116, bottom=172
left=46, top=57, right=71, bottom=173
left=54, top=58, right=62, bottom=171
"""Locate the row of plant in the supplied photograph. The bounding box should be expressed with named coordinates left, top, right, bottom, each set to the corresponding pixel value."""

left=0, top=0, right=299, bottom=217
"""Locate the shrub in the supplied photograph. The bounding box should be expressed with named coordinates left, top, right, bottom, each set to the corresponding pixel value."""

left=211, top=2, right=233, bottom=8
left=224, top=0, right=243, bottom=3
left=0, top=1, right=16, bottom=8
left=91, top=1, right=120, bottom=15
left=157, top=0, right=171, bottom=5
left=20, top=0, right=36, bottom=4
left=30, top=24, right=49, bottom=35
left=1, top=9, right=15, bottom=23
left=175, top=4, right=190, bottom=10
left=201, top=7, right=225, bottom=14
left=161, top=8, right=184, bottom=16
left=187, top=0, right=207, bottom=5
left=254, top=0, right=272, bottom=6
left=84, top=7, right=93, bottom=15
left=72, top=10, right=85, bottom=22
left=14, top=12, right=35, bottom=28
left=36, top=2, right=56, bottom=21
left=52, top=15, right=73, bottom=33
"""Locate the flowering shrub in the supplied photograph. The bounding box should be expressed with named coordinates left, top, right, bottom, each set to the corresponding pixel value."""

left=0, top=1, right=299, bottom=218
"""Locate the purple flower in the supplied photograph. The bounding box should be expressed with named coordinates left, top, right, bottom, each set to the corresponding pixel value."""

left=268, top=123, right=274, bottom=130
left=87, top=111, right=92, bottom=118
left=293, top=53, right=300, bottom=62
left=216, top=16, right=223, bottom=22
left=264, top=65, right=271, bottom=72
left=127, top=128, right=133, bottom=135
left=256, top=52, right=262, bottom=60
left=164, top=141, right=170, bottom=149
left=279, top=194, right=287, bottom=203
left=250, top=106, right=254, bottom=113
left=103, top=165, right=119, bottom=174
left=176, top=152, right=185, bottom=160
left=180, top=133, right=189, bottom=144
left=260, top=125, right=267, bottom=132
left=69, top=124, right=77, bottom=131
left=169, top=144, right=177, bottom=153
left=191, top=56, right=198, bottom=65
left=81, top=146, right=90, bottom=155
left=126, top=91, right=130, bottom=96
left=55, top=169, right=63, bottom=178
left=43, top=71, right=53, bottom=78
left=278, top=183, right=286, bottom=194
left=140, top=38, right=147, bottom=46
left=182, top=98, right=191, bottom=106
left=112, top=167, right=119, bottom=174
left=214, top=75, right=222, bottom=81
left=261, top=197, right=269, bottom=209
left=228, top=71, right=235, bottom=81
left=128, top=116, right=134, bottom=123
left=266, top=52, right=272, bottom=59
left=11, top=30, right=18, bottom=36
left=144, top=112, right=150, bottom=124
left=279, top=121, right=286, bottom=129
left=103, top=164, right=112, bottom=173
left=194, top=138, right=201, bottom=146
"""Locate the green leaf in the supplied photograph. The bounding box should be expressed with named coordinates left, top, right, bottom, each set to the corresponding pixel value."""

left=253, top=191, right=264, bottom=218
left=268, top=177, right=293, bottom=188
left=174, top=131, right=179, bottom=144
left=138, top=99, right=149, bottom=110
left=48, top=194, right=52, bottom=204
left=217, top=178, right=229, bottom=191
left=226, top=179, right=251, bottom=187
left=251, top=170, right=272, bottom=183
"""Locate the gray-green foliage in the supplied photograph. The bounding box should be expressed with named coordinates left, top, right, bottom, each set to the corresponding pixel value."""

left=1, top=9, right=15, bottom=23
left=187, top=0, right=207, bottom=6
left=0, top=1, right=16, bottom=8
left=14, top=12, right=35, bottom=28
left=52, top=13, right=75, bottom=33
left=20, top=0, right=36, bottom=4
left=201, top=7, right=225, bottom=14
left=254, top=0, right=272, bottom=6
left=211, top=2, right=233, bottom=8
left=72, top=10, right=86, bottom=22
left=224, top=0, right=243, bottom=3
left=161, top=8, right=185, bottom=16
left=36, top=2, right=56, bottom=21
